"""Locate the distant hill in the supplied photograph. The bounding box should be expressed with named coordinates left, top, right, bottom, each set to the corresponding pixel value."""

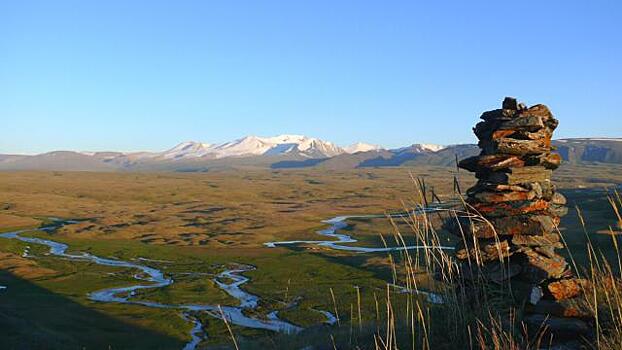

left=1, top=137, right=620, bottom=172
left=272, top=139, right=622, bottom=170
left=554, top=138, right=622, bottom=164
left=0, top=151, right=118, bottom=171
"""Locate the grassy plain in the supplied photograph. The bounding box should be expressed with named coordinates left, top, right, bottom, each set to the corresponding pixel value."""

left=0, top=164, right=621, bottom=348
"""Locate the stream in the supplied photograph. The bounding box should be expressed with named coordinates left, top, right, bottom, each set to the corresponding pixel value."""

left=0, top=221, right=301, bottom=350
left=0, top=207, right=451, bottom=349
left=265, top=207, right=455, bottom=252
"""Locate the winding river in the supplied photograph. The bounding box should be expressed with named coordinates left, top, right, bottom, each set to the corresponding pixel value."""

left=265, top=207, right=455, bottom=252
left=0, top=207, right=451, bottom=349
left=0, top=220, right=301, bottom=349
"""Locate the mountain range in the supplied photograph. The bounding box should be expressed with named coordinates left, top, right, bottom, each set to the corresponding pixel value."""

left=1, top=135, right=621, bottom=172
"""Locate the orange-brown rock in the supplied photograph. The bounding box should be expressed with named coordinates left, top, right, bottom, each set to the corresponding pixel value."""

left=471, top=190, right=536, bottom=203
left=526, top=153, right=562, bottom=169
left=547, top=279, right=589, bottom=300
left=523, top=104, right=554, bottom=119
left=491, top=129, right=516, bottom=139
left=459, top=154, right=525, bottom=172
left=520, top=248, right=568, bottom=282
left=499, top=215, right=559, bottom=236
left=510, top=128, right=553, bottom=141
left=446, top=214, right=560, bottom=239
left=470, top=199, right=549, bottom=217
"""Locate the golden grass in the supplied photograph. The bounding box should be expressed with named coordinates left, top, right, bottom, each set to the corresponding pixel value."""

left=0, top=168, right=472, bottom=248
left=302, top=188, right=622, bottom=350
left=0, top=251, right=58, bottom=279
left=0, top=213, right=40, bottom=231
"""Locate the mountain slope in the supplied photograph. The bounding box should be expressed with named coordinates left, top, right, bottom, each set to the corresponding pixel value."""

left=271, top=144, right=462, bottom=169
left=355, top=144, right=476, bottom=168
left=553, top=138, right=622, bottom=164
left=0, top=151, right=117, bottom=171
left=156, top=141, right=213, bottom=160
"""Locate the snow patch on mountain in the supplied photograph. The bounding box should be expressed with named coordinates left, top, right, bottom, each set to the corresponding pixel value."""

left=393, top=144, right=446, bottom=154
left=344, top=143, right=383, bottom=154
left=159, top=141, right=213, bottom=160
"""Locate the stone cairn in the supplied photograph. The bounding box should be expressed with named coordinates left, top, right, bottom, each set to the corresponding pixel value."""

left=447, top=97, right=593, bottom=346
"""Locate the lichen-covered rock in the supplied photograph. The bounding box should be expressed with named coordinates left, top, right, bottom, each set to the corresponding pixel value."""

left=527, top=152, right=562, bottom=169
left=470, top=189, right=537, bottom=203
left=547, top=279, right=589, bottom=301
left=470, top=199, right=550, bottom=217
left=459, top=154, right=525, bottom=172
left=519, top=247, right=568, bottom=282
left=450, top=97, right=590, bottom=346
left=446, top=213, right=559, bottom=238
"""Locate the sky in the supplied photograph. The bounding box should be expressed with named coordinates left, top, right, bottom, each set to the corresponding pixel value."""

left=1, top=1, right=620, bottom=154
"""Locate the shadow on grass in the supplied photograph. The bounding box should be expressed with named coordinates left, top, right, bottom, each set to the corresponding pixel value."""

left=270, top=158, right=328, bottom=169
left=0, top=270, right=183, bottom=350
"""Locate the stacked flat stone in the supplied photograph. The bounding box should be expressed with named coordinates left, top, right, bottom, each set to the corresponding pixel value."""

left=449, top=97, right=592, bottom=344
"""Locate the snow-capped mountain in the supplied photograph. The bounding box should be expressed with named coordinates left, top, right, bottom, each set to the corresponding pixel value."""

left=148, top=135, right=346, bottom=160
left=392, top=143, right=446, bottom=154
left=158, top=141, right=213, bottom=160
left=344, top=142, right=383, bottom=154
left=209, top=134, right=344, bottom=158
left=149, top=138, right=445, bottom=166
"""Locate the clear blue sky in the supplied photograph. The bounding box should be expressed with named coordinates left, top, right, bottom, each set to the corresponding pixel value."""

left=1, top=1, right=620, bottom=154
